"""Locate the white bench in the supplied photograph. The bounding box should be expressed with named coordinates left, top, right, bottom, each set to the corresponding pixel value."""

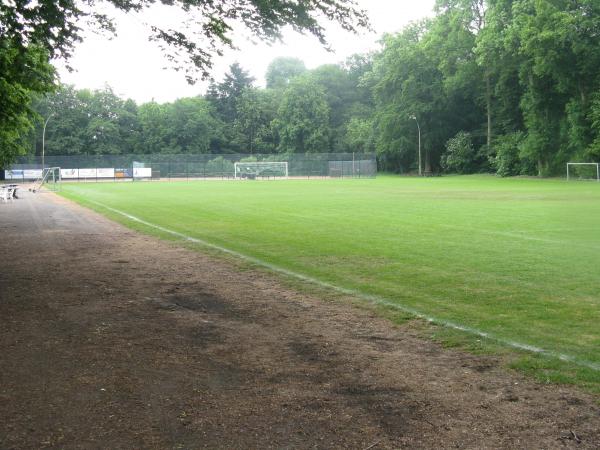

left=0, top=185, right=15, bottom=202
left=1, top=187, right=13, bottom=202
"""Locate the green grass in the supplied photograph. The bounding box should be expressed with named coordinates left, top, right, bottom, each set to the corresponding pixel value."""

left=60, top=175, right=600, bottom=392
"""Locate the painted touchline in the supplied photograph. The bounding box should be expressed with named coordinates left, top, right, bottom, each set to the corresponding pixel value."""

left=85, top=198, right=600, bottom=372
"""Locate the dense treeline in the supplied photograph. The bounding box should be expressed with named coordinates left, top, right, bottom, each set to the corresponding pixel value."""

left=371, top=0, right=600, bottom=176
left=29, top=56, right=374, bottom=158
left=22, top=0, right=600, bottom=176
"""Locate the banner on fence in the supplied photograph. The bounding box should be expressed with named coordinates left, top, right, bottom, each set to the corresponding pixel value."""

left=61, top=168, right=79, bottom=179
left=4, top=170, right=23, bottom=179
left=24, top=169, right=43, bottom=179
left=78, top=168, right=97, bottom=178
left=115, top=168, right=132, bottom=178
left=97, top=168, right=115, bottom=178
left=133, top=167, right=152, bottom=178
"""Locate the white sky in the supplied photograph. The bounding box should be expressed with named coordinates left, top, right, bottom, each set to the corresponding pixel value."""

left=55, top=1, right=435, bottom=104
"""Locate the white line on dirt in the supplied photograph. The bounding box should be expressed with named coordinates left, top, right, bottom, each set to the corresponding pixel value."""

left=87, top=199, right=600, bottom=372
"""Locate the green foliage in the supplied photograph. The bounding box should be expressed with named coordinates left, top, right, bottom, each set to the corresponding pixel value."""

left=371, top=22, right=451, bottom=172
left=205, top=156, right=234, bottom=176
left=368, top=0, right=600, bottom=176
left=265, top=57, right=307, bottom=90
left=586, top=90, right=600, bottom=161
left=0, top=38, right=55, bottom=169
left=344, top=117, right=376, bottom=154
left=273, top=77, right=331, bottom=153
left=308, top=61, right=375, bottom=152
left=441, top=131, right=476, bottom=174
left=233, top=88, right=278, bottom=154
left=491, top=132, right=526, bottom=177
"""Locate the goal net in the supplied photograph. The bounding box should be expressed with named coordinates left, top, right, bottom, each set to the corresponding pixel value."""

left=567, top=163, right=599, bottom=182
left=32, top=167, right=61, bottom=192
left=234, top=161, right=288, bottom=179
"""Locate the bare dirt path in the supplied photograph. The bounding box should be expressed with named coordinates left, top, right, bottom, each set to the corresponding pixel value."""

left=1, top=191, right=599, bottom=449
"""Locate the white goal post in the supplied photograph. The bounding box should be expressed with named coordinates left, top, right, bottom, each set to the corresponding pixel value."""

left=32, top=167, right=61, bottom=192
left=234, top=161, right=288, bottom=179
left=566, top=163, right=600, bottom=182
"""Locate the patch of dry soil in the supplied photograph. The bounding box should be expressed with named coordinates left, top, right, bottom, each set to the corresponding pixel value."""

left=1, top=191, right=599, bottom=449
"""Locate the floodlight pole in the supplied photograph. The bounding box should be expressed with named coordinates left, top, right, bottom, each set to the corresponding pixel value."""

left=42, top=112, right=54, bottom=171
left=410, top=115, right=422, bottom=176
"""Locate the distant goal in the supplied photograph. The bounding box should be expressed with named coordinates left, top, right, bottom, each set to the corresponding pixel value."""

left=566, top=163, right=599, bottom=182
left=31, top=167, right=61, bottom=192
left=234, top=161, right=288, bottom=179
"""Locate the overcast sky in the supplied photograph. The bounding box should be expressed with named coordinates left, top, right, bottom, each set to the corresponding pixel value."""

left=56, top=1, right=435, bottom=104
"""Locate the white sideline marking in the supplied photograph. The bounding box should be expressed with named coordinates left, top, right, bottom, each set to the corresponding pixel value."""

left=88, top=199, right=600, bottom=372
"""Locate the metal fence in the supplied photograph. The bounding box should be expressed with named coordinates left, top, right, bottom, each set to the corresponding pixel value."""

left=5, top=153, right=377, bottom=181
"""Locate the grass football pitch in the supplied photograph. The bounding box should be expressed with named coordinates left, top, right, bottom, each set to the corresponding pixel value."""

left=60, top=175, right=600, bottom=389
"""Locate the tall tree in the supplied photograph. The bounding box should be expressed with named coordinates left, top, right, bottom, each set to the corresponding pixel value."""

left=206, top=63, right=255, bottom=123
left=273, top=76, right=330, bottom=153
left=371, top=23, right=451, bottom=172
left=0, top=39, right=54, bottom=168
left=206, top=62, right=255, bottom=151
left=510, top=0, right=600, bottom=174
left=233, top=88, right=278, bottom=153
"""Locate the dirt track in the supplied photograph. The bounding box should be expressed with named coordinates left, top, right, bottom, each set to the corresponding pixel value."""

left=1, top=191, right=599, bottom=449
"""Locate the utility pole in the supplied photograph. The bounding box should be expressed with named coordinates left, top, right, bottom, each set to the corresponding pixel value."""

left=42, top=112, right=54, bottom=171
left=410, top=115, right=422, bottom=176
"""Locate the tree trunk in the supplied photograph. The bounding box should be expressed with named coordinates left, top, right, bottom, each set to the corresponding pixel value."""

left=425, top=149, right=432, bottom=175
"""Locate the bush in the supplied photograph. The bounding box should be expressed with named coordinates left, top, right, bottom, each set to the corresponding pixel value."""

left=441, top=131, right=476, bottom=174
left=205, top=156, right=234, bottom=177
left=491, top=132, right=525, bottom=177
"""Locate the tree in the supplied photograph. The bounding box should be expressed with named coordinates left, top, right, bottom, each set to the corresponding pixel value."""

left=137, top=97, right=223, bottom=154
left=441, top=131, right=478, bottom=173
left=371, top=23, right=452, bottom=172
left=273, top=77, right=330, bottom=153
left=509, top=0, right=600, bottom=174
left=233, top=88, right=278, bottom=153
left=309, top=64, right=360, bottom=151
left=0, top=39, right=54, bottom=168
left=344, top=117, right=375, bottom=154
left=206, top=63, right=255, bottom=152
left=164, top=97, right=222, bottom=153
left=33, top=85, right=140, bottom=156
left=265, top=57, right=307, bottom=89
left=206, top=63, right=255, bottom=123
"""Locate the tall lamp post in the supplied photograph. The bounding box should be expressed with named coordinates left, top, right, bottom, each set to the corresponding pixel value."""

left=409, top=114, right=422, bottom=176
left=42, top=112, right=54, bottom=171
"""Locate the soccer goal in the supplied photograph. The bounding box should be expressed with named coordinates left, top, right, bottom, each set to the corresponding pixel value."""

left=566, top=163, right=600, bottom=182
left=32, top=167, right=61, bottom=192
left=234, top=161, right=288, bottom=179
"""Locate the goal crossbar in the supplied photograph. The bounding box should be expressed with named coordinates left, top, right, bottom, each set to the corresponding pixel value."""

left=567, top=162, right=600, bottom=181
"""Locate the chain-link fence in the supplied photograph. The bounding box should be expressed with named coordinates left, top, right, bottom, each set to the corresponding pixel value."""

left=4, top=153, right=377, bottom=181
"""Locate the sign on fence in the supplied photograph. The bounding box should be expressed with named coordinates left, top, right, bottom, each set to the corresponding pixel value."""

left=133, top=167, right=152, bottom=178
left=61, top=169, right=79, bottom=179
left=97, top=168, right=115, bottom=178
left=4, top=170, right=24, bottom=180
left=78, top=168, right=97, bottom=178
